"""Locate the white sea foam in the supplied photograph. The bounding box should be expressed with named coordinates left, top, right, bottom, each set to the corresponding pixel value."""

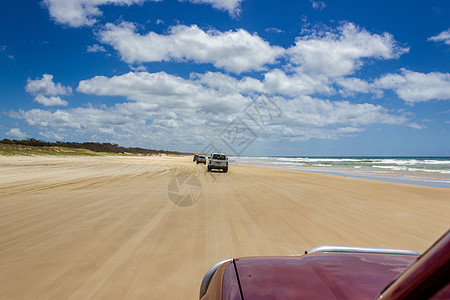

left=373, top=165, right=409, bottom=171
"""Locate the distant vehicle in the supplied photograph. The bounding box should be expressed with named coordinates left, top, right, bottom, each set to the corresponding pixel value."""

left=197, top=155, right=206, bottom=164
left=193, top=154, right=199, bottom=162
left=199, top=230, right=450, bottom=300
left=207, top=153, right=228, bottom=173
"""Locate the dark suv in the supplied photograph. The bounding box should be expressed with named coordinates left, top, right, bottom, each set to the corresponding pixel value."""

left=197, top=155, right=207, bottom=164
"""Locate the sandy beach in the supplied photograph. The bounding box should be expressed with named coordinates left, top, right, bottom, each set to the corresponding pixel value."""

left=0, top=155, right=449, bottom=299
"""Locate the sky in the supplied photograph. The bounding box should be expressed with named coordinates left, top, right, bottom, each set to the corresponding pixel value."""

left=0, top=0, right=449, bottom=156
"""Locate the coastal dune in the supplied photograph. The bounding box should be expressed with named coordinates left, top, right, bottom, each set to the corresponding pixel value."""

left=0, top=155, right=449, bottom=299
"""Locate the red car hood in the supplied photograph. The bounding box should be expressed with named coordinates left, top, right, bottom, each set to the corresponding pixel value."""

left=222, top=253, right=418, bottom=300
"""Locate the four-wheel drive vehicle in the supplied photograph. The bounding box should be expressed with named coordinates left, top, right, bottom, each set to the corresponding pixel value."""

left=197, top=155, right=207, bottom=164
left=207, top=153, right=228, bottom=173
left=193, top=154, right=199, bottom=162
left=200, top=230, right=450, bottom=300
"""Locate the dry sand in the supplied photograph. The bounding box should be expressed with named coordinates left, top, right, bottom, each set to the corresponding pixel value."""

left=0, top=155, right=449, bottom=299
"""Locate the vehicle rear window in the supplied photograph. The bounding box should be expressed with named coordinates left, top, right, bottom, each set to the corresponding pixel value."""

left=212, top=154, right=226, bottom=160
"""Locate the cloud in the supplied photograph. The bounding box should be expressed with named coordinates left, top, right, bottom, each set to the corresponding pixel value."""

left=266, top=95, right=417, bottom=142
left=311, top=0, right=326, bottom=10
left=192, top=70, right=334, bottom=97
left=39, top=130, right=65, bottom=140
left=77, top=71, right=250, bottom=119
left=374, top=69, right=450, bottom=103
left=336, top=77, right=371, bottom=97
left=428, top=29, right=450, bottom=45
left=6, top=128, right=29, bottom=139
left=14, top=102, right=225, bottom=149
left=100, top=21, right=405, bottom=77
left=1, top=45, right=15, bottom=60
left=42, top=0, right=242, bottom=28
left=34, top=95, right=69, bottom=106
left=332, top=69, right=450, bottom=103
left=10, top=71, right=414, bottom=150
left=181, top=0, right=243, bottom=16
left=280, top=96, right=406, bottom=128
left=87, top=44, right=107, bottom=52
left=287, top=22, right=409, bottom=78
left=98, top=22, right=284, bottom=73
left=26, top=74, right=71, bottom=106
left=191, top=71, right=264, bottom=95
left=14, top=96, right=410, bottom=149
left=265, top=27, right=284, bottom=34
left=263, top=69, right=333, bottom=96
left=26, top=74, right=72, bottom=96
left=93, top=21, right=409, bottom=98
left=18, top=106, right=132, bottom=129
left=41, top=0, right=160, bottom=28
left=78, top=71, right=211, bottom=105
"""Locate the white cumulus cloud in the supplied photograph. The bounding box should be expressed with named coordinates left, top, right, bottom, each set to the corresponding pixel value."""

left=26, top=74, right=71, bottom=106
left=336, top=77, right=371, bottom=97
left=26, top=74, right=72, bottom=96
left=77, top=71, right=251, bottom=120
left=428, top=29, right=450, bottom=45
left=79, top=71, right=209, bottom=105
left=280, top=96, right=406, bottom=129
left=6, top=128, right=29, bottom=139
left=287, top=22, right=409, bottom=78
left=263, top=69, right=333, bottom=96
left=14, top=92, right=411, bottom=150
left=182, top=0, right=243, bottom=16
left=191, top=71, right=264, bottom=94
left=42, top=0, right=243, bottom=28
left=34, top=95, right=69, bottom=106
left=6, top=71, right=413, bottom=150
left=374, top=69, right=450, bottom=103
left=98, top=22, right=284, bottom=73
left=41, top=0, right=159, bottom=27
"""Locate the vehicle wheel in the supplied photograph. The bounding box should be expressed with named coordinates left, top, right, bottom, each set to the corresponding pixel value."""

left=207, top=166, right=211, bottom=172
left=223, top=168, right=228, bottom=173
left=196, top=161, right=199, bottom=164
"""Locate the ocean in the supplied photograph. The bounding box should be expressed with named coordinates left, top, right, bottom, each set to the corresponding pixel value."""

left=230, top=156, right=450, bottom=188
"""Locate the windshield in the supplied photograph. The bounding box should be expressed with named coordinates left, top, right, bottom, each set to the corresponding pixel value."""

left=212, top=154, right=226, bottom=160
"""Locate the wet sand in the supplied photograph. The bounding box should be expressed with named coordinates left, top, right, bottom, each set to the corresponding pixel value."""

left=0, top=155, right=449, bottom=299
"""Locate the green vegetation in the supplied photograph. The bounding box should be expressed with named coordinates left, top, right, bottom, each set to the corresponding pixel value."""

left=0, top=139, right=191, bottom=156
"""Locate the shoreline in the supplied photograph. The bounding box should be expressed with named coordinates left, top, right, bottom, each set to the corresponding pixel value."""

left=231, top=156, right=450, bottom=189
left=233, top=163, right=450, bottom=189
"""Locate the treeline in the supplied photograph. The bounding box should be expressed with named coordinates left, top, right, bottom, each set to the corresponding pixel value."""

left=0, top=138, right=191, bottom=156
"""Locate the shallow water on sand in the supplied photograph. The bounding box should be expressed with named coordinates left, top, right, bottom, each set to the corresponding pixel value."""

left=232, top=156, right=450, bottom=188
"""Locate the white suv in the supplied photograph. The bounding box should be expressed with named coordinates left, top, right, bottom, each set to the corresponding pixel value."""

left=207, top=153, right=228, bottom=173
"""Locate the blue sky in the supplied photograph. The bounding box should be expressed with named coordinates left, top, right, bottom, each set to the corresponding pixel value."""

left=0, top=0, right=449, bottom=156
